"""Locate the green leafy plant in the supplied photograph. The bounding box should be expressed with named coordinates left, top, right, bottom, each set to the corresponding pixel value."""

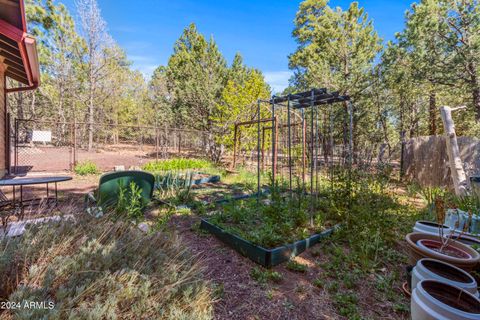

left=312, top=278, right=324, bottom=288
left=143, top=158, right=212, bottom=172
left=74, top=160, right=99, bottom=175
left=116, top=181, right=144, bottom=222
left=446, top=192, right=480, bottom=215
left=286, top=260, right=307, bottom=273
left=154, top=170, right=195, bottom=205
left=250, top=267, right=282, bottom=285
left=334, top=292, right=360, bottom=319
left=208, top=187, right=340, bottom=248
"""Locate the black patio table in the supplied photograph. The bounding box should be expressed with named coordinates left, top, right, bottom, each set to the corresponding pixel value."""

left=0, top=176, right=72, bottom=218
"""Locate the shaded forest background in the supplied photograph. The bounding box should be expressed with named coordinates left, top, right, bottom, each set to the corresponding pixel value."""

left=8, top=0, right=480, bottom=161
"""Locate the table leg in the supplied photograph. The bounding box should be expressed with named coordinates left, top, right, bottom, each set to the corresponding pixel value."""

left=20, top=185, right=23, bottom=220
left=55, top=182, right=58, bottom=207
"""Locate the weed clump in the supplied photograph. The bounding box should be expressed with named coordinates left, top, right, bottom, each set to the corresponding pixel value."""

left=74, top=160, right=99, bottom=175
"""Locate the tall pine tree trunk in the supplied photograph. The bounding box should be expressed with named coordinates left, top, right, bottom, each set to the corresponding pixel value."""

left=473, top=84, right=480, bottom=121
left=468, top=62, right=480, bottom=121
left=428, top=90, right=437, bottom=135
left=88, top=59, right=94, bottom=151
left=88, top=89, right=94, bottom=151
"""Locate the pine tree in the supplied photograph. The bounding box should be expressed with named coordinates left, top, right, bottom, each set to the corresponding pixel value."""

left=289, top=0, right=382, bottom=160
left=166, top=23, right=228, bottom=160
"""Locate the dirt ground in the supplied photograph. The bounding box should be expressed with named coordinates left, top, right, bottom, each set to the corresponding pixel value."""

left=13, top=145, right=158, bottom=173
left=13, top=144, right=209, bottom=175
left=173, top=215, right=339, bottom=320
left=170, top=214, right=409, bottom=320
left=1, top=174, right=410, bottom=319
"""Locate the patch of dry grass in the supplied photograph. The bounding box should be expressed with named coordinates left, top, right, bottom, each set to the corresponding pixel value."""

left=0, top=214, right=212, bottom=319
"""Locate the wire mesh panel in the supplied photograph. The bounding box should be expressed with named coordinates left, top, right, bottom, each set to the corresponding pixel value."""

left=73, top=124, right=209, bottom=171
left=256, top=88, right=396, bottom=196
left=246, top=89, right=355, bottom=196
left=13, top=119, right=209, bottom=174
left=13, top=119, right=74, bottom=173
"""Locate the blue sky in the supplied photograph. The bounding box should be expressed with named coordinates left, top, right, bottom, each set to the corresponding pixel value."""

left=61, top=0, right=413, bottom=92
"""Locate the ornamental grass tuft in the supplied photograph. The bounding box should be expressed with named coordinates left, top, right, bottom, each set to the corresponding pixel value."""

left=0, top=214, right=212, bottom=319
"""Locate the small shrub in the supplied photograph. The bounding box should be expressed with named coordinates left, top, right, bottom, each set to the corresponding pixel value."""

left=74, top=160, right=99, bottom=175
left=209, top=192, right=338, bottom=248
left=326, top=281, right=339, bottom=293
left=334, top=292, right=360, bottom=319
left=313, top=278, right=324, bottom=288
left=250, top=267, right=282, bottom=284
left=266, top=290, right=274, bottom=300
left=116, top=181, right=144, bottom=222
left=286, top=260, right=307, bottom=273
left=143, top=158, right=212, bottom=172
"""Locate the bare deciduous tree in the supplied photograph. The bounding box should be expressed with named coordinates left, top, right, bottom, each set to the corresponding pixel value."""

left=76, top=0, right=113, bottom=151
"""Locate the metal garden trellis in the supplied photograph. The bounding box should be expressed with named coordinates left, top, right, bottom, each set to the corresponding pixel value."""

left=254, top=88, right=352, bottom=201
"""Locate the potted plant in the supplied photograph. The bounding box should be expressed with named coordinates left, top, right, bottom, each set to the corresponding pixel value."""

left=411, top=280, right=480, bottom=320
left=406, top=198, right=480, bottom=271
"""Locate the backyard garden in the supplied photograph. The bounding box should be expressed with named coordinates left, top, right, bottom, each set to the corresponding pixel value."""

left=2, top=0, right=480, bottom=319
left=3, top=136, right=480, bottom=319
left=1, top=156, right=423, bottom=320
left=4, top=79, right=480, bottom=320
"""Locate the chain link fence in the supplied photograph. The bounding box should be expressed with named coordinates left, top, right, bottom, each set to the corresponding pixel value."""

left=12, top=119, right=208, bottom=174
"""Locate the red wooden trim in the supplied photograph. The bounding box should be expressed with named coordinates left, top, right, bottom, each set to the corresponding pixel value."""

left=0, top=18, right=24, bottom=42
left=24, top=36, right=39, bottom=85
left=19, top=0, right=27, bottom=33
left=16, top=37, right=31, bottom=85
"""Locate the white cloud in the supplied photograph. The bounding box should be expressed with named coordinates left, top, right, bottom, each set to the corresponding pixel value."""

left=135, top=64, right=158, bottom=79
left=126, top=54, right=158, bottom=79
left=264, top=71, right=293, bottom=94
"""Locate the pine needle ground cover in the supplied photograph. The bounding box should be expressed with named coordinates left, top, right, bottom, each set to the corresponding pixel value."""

left=0, top=216, right=212, bottom=320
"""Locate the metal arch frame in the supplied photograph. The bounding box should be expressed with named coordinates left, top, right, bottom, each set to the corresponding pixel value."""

left=255, top=88, right=351, bottom=199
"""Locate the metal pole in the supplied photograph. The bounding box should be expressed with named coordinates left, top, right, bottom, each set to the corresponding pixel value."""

left=14, top=119, right=18, bottom=174
left=261, top=127, right=266, bottom=171
left=271, top=101, right=276, bottom=182
left=301, top=108, right=306, bottom=189
left=5, top=113, right=10, bottom=175
left=274, top=116, right=278, bottom=181
left=400, top=129, right=406, bottom=181
left=178, top=131, right=181, bottom=154
left=348, top=101, right=354, bottom=167
left=315, top=102, right=319, bottom=194
left=329, top=106, right=334, bottom=190
left=310, top=90, right=316, bottom=226
left=257, top=100, right=261, bottom=199
left=232, top=123, right=238, bottom=169
left=310, top=90, right=314, bottom=196
left=348, top=101, right=354, bottom=195
left=287, top=96, right=292, bottom=191
left=73, top=120, right=77, bottom=168
left=155, top=124, right=159, bottom=160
